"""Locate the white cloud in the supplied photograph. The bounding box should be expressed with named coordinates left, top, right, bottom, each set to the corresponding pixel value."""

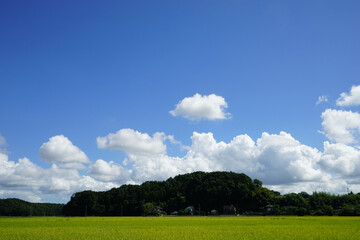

left=321, top=109, right=360, bottom=144
left=170, top=93, right=230, bottom=121
left=320, top=141, right=360, bottom=177
left=121, top=128, right=360, bottom=194
left=127, top=155, right=191, bottom=183
left=316, top=95, right=328, bottom=105
left=88, top=159, right=131, bottom=183
left=178, top=131, right=355, bottom=194
left=95, top=130, right=221, bottom=182
left=0, top=152, right=116, bottom=202
left=180, top=131, right=325, bottom=186
left=97, top=128, right=167, bottom=156
left=0, top=152, right=8, bottom=162
left=39, top=135, right=90, bottom=169
left=255, top=132, right=324, bottom=185
left=0, top=156, right=43, bottom=189
left=186, top=132, right=259, bottom=174
left=336, top=85, right=360, bottom=106
left=167, top=135, right=191, bottom=151
left=266, top=178, right=349, bottom=195
left=100, top=129, right=332, bottom=192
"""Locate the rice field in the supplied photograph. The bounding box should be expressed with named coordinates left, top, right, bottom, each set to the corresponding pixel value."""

left=0, top=216, right=360, bottom=240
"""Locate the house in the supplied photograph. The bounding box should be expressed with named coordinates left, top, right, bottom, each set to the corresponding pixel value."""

left=153, top=206, right=166, bottom=216
left=265, top=205, right=274, bottom=212
left=170, top=211, right=179, bottom=215
left=223, top=205, right=237, bottom=215
left=210, top=209, right=218, bottom=215
left=185, top=206, right=195, bottom=215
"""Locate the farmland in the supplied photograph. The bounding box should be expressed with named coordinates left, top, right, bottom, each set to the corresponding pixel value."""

left=1, top=216, right=360, bottom=240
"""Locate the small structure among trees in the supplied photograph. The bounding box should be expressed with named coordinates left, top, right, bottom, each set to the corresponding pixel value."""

left=185, top=206, right=195, bottom=215
left=223, top=205, right=237, bottom=215
left=210, top=209, right=218, bottom=215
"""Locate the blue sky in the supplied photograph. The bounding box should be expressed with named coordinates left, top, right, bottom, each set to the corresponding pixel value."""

left=1, top=0, right=360, bottom=203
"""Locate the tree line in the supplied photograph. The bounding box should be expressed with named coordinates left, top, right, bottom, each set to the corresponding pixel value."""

left=0, top=198, right=63, bottom=216
left=62, top=171, right=360, bottom=216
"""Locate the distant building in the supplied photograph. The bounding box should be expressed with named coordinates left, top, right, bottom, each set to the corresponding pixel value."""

left=265, top=205, right=274, bottom=213
left=170, top=211, right=179, bottom=215
left=153, top=206, right=166, bottom=216
left=223, top=205, right=237, bottom=215
left=210, top=209, right=218, bottom=215
left=185, top=206, right=195, bottom=215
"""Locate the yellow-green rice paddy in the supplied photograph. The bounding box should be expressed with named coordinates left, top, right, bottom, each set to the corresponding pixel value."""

left=1, top=216, right=360, bottom=240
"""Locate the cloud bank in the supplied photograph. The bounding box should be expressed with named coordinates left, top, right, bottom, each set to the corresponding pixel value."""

left=90, top=129, right=358, bottom=195
left=0, top=152, right=115, bottom=202
left=1, top=125, right=360, bottom=203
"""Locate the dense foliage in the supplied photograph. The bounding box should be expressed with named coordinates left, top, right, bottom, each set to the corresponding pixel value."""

left=62, top=171, right=360, bottom=216
left=0, top=198, right=63, bottom=216
left=63, top=171, right=261, bottom=216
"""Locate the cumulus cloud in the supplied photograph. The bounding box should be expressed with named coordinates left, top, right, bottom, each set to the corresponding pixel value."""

left=255, top=132, right=324, bottom=185
left=97, top=128, right=167, bottom=156
left=316, top=95, right=328, bottom=105
left=321, top=109, right=360, bottom=144
left=126, top=155, right=190, bottom=183
left=97, top=129, right=340, bottom=194
left=336, top=85, right=360, bottom=106
left=104, top=128, right=360, bottom=194
left=187, top=131, right=354, bottom=193
left=266, top=177, right=349, bottom=195
left=320, top=141, right=360, bottom=177
left=0, top=152, right=8, bottom=161
left=39, top=135, right=90, bottom=169
left=170, top=93, right=230, bottom=120
left=177, top=131, right=326, bottom=187
left=0, top=152, right=116, bottom=202
left=88, top=159, right=131, bottom=183
left=186, top=132, right=259, bottom=174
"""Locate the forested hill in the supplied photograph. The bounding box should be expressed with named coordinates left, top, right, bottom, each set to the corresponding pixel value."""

left=0, top=198, right=64, bottom=216
left=63, top=171, right=263, bottom=216
left=62, top=171, right=360, bottom=216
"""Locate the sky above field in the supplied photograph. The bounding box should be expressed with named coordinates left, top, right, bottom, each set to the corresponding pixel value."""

left=1, top=0, right=360, bottom=203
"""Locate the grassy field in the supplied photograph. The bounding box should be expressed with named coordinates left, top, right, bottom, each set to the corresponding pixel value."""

left=0, top=216, right=360, bottom=240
